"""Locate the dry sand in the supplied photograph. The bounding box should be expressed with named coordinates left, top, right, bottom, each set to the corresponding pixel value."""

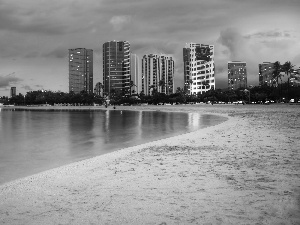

left=0, top=104, right=299, bottom=224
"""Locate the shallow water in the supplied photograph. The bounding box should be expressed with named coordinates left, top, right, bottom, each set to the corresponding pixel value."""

left=0, top=109, right=227, bottom=184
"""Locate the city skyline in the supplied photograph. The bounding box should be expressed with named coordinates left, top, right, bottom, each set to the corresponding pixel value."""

left=0, top=0, right=300, bottom=96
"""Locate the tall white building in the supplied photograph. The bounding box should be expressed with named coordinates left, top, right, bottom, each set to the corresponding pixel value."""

left=183, top=43, right=215, bottom=95
left=141, top=54, right=174, bottom=95
left=130, top=54, right=140, bottom=95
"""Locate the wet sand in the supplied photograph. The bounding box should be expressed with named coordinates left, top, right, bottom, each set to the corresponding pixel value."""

left=0, top=104, right=299, bottom=224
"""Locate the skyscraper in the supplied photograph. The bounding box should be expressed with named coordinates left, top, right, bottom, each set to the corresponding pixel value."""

left=183, top=43, right=215, bottom=95
left=259, top=62, right=276, bottom=86
left=69, top=48, right=93, bottom=94
left=228, top=61, right=247, bottom=90
left=10, top=87, right=16, bottom=98
left=141, top=54, right=174, bottom=95
left=102, top=41, right=131, bottom=96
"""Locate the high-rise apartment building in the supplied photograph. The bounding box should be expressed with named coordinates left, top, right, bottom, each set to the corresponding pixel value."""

left=183, top=48, right=191, bottom=92
left=103, top=41, right=131, bottom=96
left=259, top=62, right=276, bottom=86
left=10, top=87, right=16, bottom=97
left=183, top=43, right=215, bottom=95
left=228, top=61, right=247, bottom=90
left=141, top=54, right=174, bottom=95
left=69, top=48, right=93, bottom=94
left=130, top=54, right=140, bottom=95
left=291, top=68, right=300, bottom=87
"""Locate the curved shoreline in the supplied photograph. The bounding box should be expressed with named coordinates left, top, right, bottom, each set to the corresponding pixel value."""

left=0, top=107, right=227, bottom=185
left=0, top=111, right=230, bottom=188
left=1, top=104, right=299, bottom=224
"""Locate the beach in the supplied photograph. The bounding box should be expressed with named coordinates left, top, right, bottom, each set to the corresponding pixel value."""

left=0, top=104, right=299, bottom=224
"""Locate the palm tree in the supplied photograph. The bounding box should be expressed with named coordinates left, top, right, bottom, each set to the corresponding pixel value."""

left=149, top=85, right=156, bottom=95
left=272, top=61, right=283, bottom=101
left=272, top=61, right=282, bottom=87
left=282, top=61, right=295, bottom=100
left=129, top=81, right=137, bottom=96
left=158, top=79, right=165, bottom=93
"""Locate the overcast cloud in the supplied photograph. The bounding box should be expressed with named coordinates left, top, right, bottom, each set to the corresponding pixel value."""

left=0, top=0, right=299, bottom=96
left=0, top=72, right=22, bottom=88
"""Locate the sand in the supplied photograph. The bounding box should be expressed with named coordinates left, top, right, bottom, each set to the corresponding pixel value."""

left=0, top=104, right=299, bottom=224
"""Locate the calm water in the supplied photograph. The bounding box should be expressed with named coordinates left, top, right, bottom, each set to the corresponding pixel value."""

left=0, top=109, right=227, bottom=184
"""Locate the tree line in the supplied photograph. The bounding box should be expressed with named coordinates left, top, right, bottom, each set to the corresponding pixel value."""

left=2, top=82, right=299, bottom=106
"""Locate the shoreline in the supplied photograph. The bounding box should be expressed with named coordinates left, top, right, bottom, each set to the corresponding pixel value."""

left=0, top=104, right=299, bottom=224
left=0, top=108, right=228, bottom=186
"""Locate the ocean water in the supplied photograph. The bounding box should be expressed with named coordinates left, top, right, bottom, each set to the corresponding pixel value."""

left=0, top=109, right=227, bottom=184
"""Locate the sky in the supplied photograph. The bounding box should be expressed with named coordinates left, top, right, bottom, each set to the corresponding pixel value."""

left=0, top=0, right=299, bottom=96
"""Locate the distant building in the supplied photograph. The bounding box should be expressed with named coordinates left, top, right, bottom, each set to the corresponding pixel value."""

left=290, top=67, right=300, bottom=87
left=183, top=43, right=215, bottom=95
left=228, top=61, right=247, bottom=90
left=183, top=47, right=190, bottom=92
left=10, top=87, right=16, bottom=97
left=130, top=54, right=140, bottom=95
left=69, top=48, right=93, bottom=94
left=141, top=54, right=174, bottom=96
left=102, top=41, right=131, bottom=96
left=259, top=62, right=276, bottom=86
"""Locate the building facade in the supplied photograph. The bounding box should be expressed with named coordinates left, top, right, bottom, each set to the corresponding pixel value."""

left=102, top=41, right=131, bottom=96
left=69, top=48, right=93, bottom=94
left=10, top=87, right=16, bottom=97
left=291, top=68, right=300, bottom=87
left=183, top=47, right=190, bottom=92
left=183, top=43, right=215, bottom=95
left=141, top=54, right=174, bottom=96
left=228, top=61, right=247, bottom=90
left=259, top=62, right=276, bottom=86
left=130, top=54, right=140, bottom=95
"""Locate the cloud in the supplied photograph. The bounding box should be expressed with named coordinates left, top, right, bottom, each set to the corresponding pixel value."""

left=22, top=85, right=33, bottom=91
left=43, top=48, right=68, bottom=58
left=0, top=0, right=76, bottom=36
left=109, top=15, right=132, bottom=31
left=245, top=30, right=293, bottom=39
left=25, top=52, right=39, bottom=58
left=0, top=73, right=22, bottom=88
left=217, top=28, right=246, bottom=60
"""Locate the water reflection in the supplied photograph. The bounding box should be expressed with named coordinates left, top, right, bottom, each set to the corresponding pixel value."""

left=68, top=112, right=95, bottom=157
left=0, top=109, right=227, bottom=184
left=102, top=110, right=142, bottom=145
